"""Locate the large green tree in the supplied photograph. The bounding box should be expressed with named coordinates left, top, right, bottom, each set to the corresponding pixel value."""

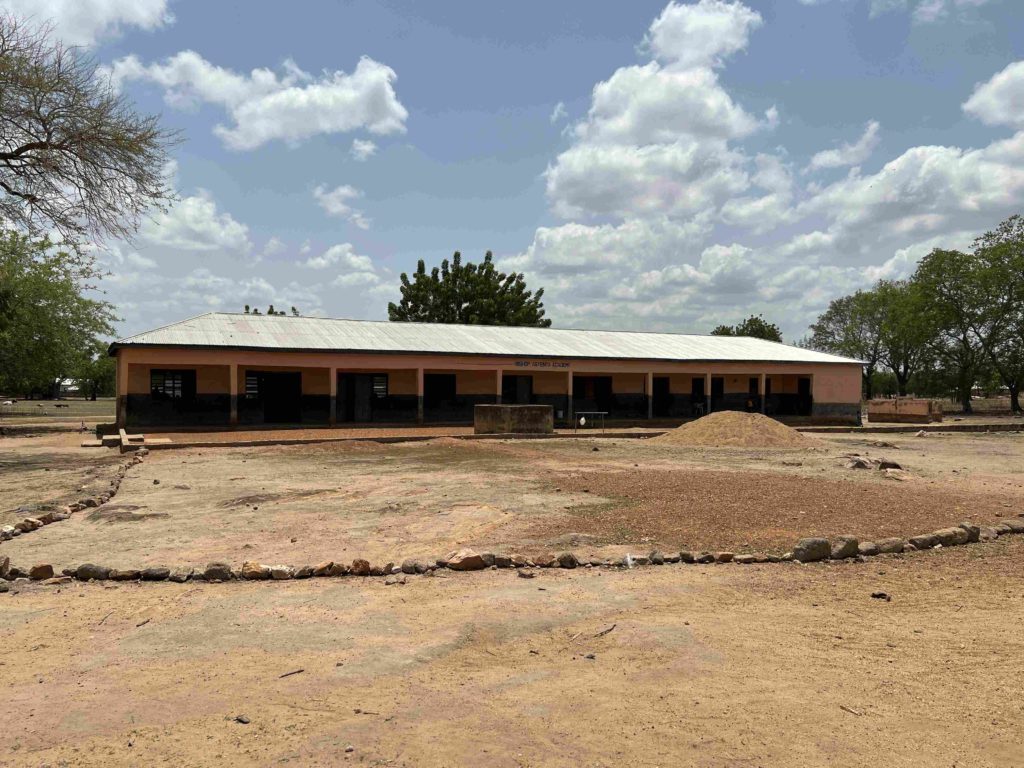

left=0, top=232, right=116, bottom=397
left=874, top=280, right=931, bottom=396
left=913, top=249, right=988, bottom=413
left=710, top=314, right=782, bottom=342
left=388, top=251, right=551, bottom=327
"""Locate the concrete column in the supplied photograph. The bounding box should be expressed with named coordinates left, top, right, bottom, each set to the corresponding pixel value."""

left=229, top=363, right=238, bottom=426
left=495, top=368, right=502, bottom=405
left=567, top=369, right=573, bottom=423
left=646, top=371, right=653, bottom=419
left=705, top=372, right=712, bottom=415
left=328, top=367, right=337, bottom=426
left=115, top=355, right=128, bottom=428
left=416, top=367, right=425, bottom=424
left=759, top=372, right=766, bottom=414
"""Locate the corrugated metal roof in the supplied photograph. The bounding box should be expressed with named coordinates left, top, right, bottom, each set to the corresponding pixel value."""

left=109, top=312, right=863, bottom=365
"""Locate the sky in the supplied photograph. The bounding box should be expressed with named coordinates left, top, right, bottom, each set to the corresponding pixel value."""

left=5, top=0, right=1024, bottom=341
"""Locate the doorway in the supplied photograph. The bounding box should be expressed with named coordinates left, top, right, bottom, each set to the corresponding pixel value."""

left=338, top=373, right=379, bottom=422
left=502, top=375, right=533, bottom=405
left=652, top=376, right=671, bottom=417
left=258, top=372, right=302, bottom=423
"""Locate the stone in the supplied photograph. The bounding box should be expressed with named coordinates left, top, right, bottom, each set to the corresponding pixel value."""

left=665, top=554, right=681, bottom=564
left=384, top=574, right=406, bottom=586
left=857, top=541, right=880, bottom=557
left=998, top=518, right=1024, bottom=534
left=350, top=559, right=371, bottom=576
left=42, top=576, right=72, bottom=585
left=109, top=569, right=141, bottom=581
left=978, top=526, right=999, bottom=542
left=240, top=561, right=271, bottom=580
left=29, top=564, right=54, bottom=580
left=494, top=554, right=513, bottom=569
left=138, top=566, right=170, bottom=582
left=328, top=562, right=350, bottom=577
left=994, top=522, right=1012, bottom=535
left=714, top=552, right=734, bottom=563
left=557, top=552, right=580, bottom=569
left=957, top=522, right=981, bottom=543
left=845, top=457, right=873, bottom=469
left=933, top=527, right=969, bottom=547
left=876, top=537, right=906, bottom=554
left=401, top=559, right=418, bottom=575
left=312, top=561, right=334, bottom=577
left=908, top=533, right=938, bottom=550
left=0, top=582, right=8, bottom=593
left=648, top=551, right=665, bottom=565
left=270, top=566, right=293, bottom=580
left=792, top=538, right=831, bottom=563
left=0, top=556, right=8, bottom=579
left=0, top=525, right=14, bottom=541
left=204, top=562, right=234, bottom=581
left=830, top=536, right=860, bottom=560
left=679, top=550, right=696, bottom=563
left=517, top=569, right=535, bottom=579
left=294, top=565, right=314, bottom=579
left=446, top=549, right=487, bottom=571
left=734, top=554, right=756, bottom=565
left=480, top=552, right=497, bottom=567
left=81, top=498, right=99, bottom=508
left=510, top=554, right=529, bottom=567
left=877, top=459, right=902, bottom=470
left=695, top=552, right=715, bottom=564
left=168, top=568, right=193, bottom=583
left=76, top=563, right=110, bottom=581
left=414, top=561, right=433, bottom=574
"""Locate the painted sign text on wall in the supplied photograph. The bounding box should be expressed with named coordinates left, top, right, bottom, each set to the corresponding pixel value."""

left=514, top=361, right=570, bottom=369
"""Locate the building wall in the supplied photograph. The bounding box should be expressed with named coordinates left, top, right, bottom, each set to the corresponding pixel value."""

left=115, top=347, right=863, bottom=426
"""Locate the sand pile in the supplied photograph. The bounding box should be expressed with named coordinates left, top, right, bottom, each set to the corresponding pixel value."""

left=653, top=411, right=817, bottom=449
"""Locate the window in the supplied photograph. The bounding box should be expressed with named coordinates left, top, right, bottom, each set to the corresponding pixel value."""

left=371, top=374, right=388, bottom=399
left=245, top=372, right=260, bottom=399
left=150, top=369, right=196, bottom=401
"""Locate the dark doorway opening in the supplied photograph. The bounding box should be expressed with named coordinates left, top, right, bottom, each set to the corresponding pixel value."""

left=572, top=375, right=614, bottom=412
left=424, top=373, right=457, bottom=410
left=652, top=376, right=671, bottom=417
left=502, top=375, right=533, bottom=405
left=710, top=376, right=724, bottom=411
left=338, top=373, right=376, bottom=422
left=258, top=371, right=302, bottom=423
left=798, top=376, right=812, bottom=415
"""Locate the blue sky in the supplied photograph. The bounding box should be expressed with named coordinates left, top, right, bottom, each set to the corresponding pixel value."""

left=6, top=0, right=1024, bottom=340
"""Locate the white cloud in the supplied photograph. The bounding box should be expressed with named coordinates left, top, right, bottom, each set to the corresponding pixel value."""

left=512, top=1, right=1024, bottom=338
left=0, top=0, right=172, bottom=46
left=550, top=101, right=567, bottom=123
left=806, top=120, right=881, bottom=172
left=312, top=184, right=370, bottom=229
left=108, top=51, right=408, bottom=151
left=801, top=0, right=991, bottom=23
left=140, top=190, right=252, bottom=257
left=350, top=139, right=378, bottom=161
left=963, top=61, right=1024, bottom=129
left=644, top=0, right=763, bottom=70
left=302, top=243, right=374, bottom=272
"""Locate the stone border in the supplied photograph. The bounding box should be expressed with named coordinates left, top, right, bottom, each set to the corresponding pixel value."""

left=2, top=516, right=1022, bottom=590
left=0, top=449, right=147, bottom=544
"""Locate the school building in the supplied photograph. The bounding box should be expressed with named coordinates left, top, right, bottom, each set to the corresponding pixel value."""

left=108, top=312, right=864, bottom=429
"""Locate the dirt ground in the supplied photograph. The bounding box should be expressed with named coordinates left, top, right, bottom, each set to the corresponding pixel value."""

left=3, top=429, right=1024, bottom=569
left=3, top=427, right=1024, bottom=766
left=1, top=539, right=1022, bottom=767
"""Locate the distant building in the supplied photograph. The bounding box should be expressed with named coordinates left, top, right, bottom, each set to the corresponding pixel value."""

left=109, top=313, right=864, bottom=428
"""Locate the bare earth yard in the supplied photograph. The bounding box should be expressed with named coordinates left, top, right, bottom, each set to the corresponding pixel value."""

left=1, top=427, right=1023, bottom=766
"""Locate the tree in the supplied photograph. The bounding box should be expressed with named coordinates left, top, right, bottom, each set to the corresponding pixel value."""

left=0, top=15, right=177, bottom=255
left=76, top=354, right=115, bottom=400
left=710, top=314, right=782, bottom=342
left=874, top=280, right=931, bottom=396
left=388, top=251, right=551, bottom=327
left=912, top=249, right=986, bottom=413
left=0, top=232, right=116, bottom=397
left=809, top=291, right=883, bottom=399
left=971, top=215, right=1024, bottom=411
